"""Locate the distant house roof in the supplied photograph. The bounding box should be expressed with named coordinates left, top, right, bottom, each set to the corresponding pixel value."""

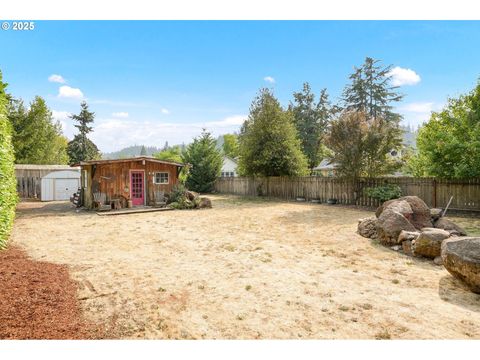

left=15, top=164, right=79, bottom=170
left=223, top=155, right=238, bottom=164
left=312, top=159, right=338, bottom=171
left=77, top=156, right=185, bottom=167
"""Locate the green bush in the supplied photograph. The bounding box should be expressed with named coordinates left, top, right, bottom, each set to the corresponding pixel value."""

left=0, top=72, right=18, bottom=249
left=167, top=184, right=195, bottom=210
left=168, top=184, right=187, bottom=204
left=364, top=184, right=402, bottom=203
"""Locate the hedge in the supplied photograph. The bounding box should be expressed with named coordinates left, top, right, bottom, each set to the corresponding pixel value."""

left=0, top=72, right=17, bottom=249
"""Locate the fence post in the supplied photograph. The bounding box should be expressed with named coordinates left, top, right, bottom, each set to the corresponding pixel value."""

left=432, top=178, right=437, bottom=208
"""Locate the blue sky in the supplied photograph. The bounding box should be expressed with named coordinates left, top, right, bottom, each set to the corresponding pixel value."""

left=1, top=21, right=480, bottom=152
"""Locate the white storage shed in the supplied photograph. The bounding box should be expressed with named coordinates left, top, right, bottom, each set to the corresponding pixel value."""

left=40, top=170, right=81, bottom=201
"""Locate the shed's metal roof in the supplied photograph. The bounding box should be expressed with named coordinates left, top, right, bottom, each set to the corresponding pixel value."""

left=77, top=156, right=185, bottom=167
left=14, top=164, right=80, bottom=170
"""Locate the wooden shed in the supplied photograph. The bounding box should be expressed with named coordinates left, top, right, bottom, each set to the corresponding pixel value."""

left=78, top=156, right=185, bottom=209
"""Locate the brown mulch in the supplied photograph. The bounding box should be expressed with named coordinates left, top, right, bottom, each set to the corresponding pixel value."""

left=0, top=246, right=105, bottom=339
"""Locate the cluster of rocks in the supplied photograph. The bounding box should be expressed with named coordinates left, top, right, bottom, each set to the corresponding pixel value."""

left=168, top=190, right=212, bottom=210
left=358, top=196, right=480, bottom=294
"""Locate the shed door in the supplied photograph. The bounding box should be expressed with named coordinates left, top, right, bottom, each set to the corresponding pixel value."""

left=54, top=179, right=79, bottom=200
left=130, top=171, right=145, bottom=206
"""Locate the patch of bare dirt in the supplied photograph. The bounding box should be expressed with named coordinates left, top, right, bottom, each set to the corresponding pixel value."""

left=0, top=246, right=105, bottom=339
left=9, top=196, right=480, bottom=339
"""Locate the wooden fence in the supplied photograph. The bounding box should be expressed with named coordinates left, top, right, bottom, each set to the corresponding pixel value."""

left=214, top=176, right=480, bottom=212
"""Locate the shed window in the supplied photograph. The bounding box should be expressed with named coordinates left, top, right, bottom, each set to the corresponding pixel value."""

left=154, top=172, right=169, bottom=184
left=221, top=171, right=234, bottom=177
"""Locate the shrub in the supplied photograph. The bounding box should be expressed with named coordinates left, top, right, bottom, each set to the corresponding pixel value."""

left=168, top=184, right=187, bottom=204
left=364, top=184, right=402, bottom=203
left=0, top=72, right=18, bottom=249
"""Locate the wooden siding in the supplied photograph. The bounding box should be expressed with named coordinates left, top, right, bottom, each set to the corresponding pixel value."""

left=82, top=159, right=181, bottom=208
left=215, top=176, right=480, bottom=212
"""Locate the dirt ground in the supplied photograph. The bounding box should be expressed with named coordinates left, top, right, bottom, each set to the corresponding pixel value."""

left=9, top=195, right=480, bottom=339
left=0, top=246, right=103, bottom=339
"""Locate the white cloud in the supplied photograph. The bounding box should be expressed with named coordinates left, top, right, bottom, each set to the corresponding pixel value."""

left=400, top=102, right=435, bottom=113
left=48, top=74, right=66, bottom=84
left=58, top=85, right=84, bottom=99
left=112, top=112, right=129, bottom=118
left=264, top=76, right=275, bottom=84
left=161, top=108, right=170, bottom=115
left=398, top=102, right=443, bottom=128
left=387, top=66, right=421, bottom=86
left=90, top=115, right=247, bottom=153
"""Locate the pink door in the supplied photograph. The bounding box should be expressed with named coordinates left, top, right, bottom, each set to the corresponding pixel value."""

left=130, top=171, right=144, bottom=206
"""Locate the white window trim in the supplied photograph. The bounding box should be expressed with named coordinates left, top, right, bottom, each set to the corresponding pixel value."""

left=154, top=172, right=169, bottom=184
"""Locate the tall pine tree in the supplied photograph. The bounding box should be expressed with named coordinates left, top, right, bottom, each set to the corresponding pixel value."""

left=67, top=101, right=101, bottom=164
left=289, top=83, right=335, bottom=173
left=333, top=57, right=404, bottom=177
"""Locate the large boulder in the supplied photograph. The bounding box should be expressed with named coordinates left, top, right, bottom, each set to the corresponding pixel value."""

left=185, top=190, right=199, bottom=201
left=442, top=237, right=480, bottom=294
left=400, top=196, right=433, bottom=229
left=434, top=217, right=467, bottom=236
left=398, top=230, right=420, bottom=243
left=412, top=228, right=450, bottom=258
left=198, top=197, right=212, bottom=209
left=376, top=199, right=412, bottom=219
left=376, top=196, right=432, bottom=230
left=376, top=208, right=417, bottom=245
left=357, top=217, right=378, bottom=239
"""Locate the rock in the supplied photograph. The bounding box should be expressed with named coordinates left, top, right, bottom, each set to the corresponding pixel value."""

left=434, top=217, right=467, bottom=236
left=376, top=199, right=412, bottom=219
left=376, top=208, right=417, bottom=245
left=412, top=228, right=450, bottom=258
left=376, top=196, right=432, bottom=230
left=402, top=240, right=413, bottom=255
left=198, top=197, right=212, bottom=209
left=357, top=217, right=378, bottom=239
left=398, top=230, right=420, bottom=243
left=442, top=237, right=480, bottom=293
left=430, top=208, right=443, bottom=221
left=433, top=256, right=443, bottom=266
left=391, top=245, right=401, bottom=251
left=400, top=196, right=433, bottom=229
left=185, top=190, right=199, bottom=201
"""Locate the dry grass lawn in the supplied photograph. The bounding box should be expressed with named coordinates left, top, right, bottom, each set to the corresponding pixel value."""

left=10, top=195, right=480, bottom=339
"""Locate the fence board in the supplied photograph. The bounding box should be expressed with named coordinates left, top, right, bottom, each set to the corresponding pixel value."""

left=215, top=176, right=480, bottom=212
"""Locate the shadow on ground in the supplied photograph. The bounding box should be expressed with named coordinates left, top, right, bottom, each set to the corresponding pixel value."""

left=15, top=201, right=90, bottom=219
left=438, top=275, right=480, bottom=312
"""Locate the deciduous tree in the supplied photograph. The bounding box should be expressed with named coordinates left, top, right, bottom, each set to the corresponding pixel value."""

left=409, top=81, right=480, bottom=178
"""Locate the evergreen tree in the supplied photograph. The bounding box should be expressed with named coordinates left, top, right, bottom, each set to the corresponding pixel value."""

left=238, top=88, right=308, bottom=177
left=289, top=83, right=335, bottom=172
left=341, top=57, right=403, bottom=122
left=140, top=145, right=147, bottom=156
left=67, top=102, right=100, bottom=164
left=8, top=96, right=69, bottom=164
left=182, top=129, right=222, bottom=192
